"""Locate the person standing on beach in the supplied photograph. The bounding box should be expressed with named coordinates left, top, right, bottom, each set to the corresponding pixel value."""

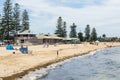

left=43, top=40, right=49, bottom=48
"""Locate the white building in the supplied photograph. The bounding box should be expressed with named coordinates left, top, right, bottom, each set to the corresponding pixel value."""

left=15, top=30, right=37, bottom=45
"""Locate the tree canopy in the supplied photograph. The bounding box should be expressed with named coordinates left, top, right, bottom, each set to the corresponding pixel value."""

left=90, top=28, right=97, bottom=41
left=84, top=24, right=90, bottom=41
left=69, top=23, right=77, bottom=38
left=78, top=31, right=84, bottom=41
left=55, top=16, right=67, bottom=37
left=0, top=0, right=30, bottom=40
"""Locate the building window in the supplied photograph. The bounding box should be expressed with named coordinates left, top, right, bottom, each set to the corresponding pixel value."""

left=21, top=39, right=24, bottom=43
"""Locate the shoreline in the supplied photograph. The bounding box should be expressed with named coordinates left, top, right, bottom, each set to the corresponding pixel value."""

left=2, top=51, right=97, bottom=80
left=0, top=42, right=120, bottom=80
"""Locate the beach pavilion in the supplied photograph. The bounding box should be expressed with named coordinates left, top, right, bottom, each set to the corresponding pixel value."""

left=37, top=34, right=63, bottom=44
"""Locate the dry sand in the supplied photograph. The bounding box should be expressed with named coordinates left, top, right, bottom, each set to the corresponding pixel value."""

left=0, top=42, right=120, bottom=80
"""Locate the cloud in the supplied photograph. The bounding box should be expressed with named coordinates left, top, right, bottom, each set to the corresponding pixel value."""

left=61, top=0, right=104, bottom=5
left=13, top=0, right=120, bottom=37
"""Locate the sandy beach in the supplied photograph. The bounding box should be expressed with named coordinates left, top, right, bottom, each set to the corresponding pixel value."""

left=0, top=42, right=120, bottom=80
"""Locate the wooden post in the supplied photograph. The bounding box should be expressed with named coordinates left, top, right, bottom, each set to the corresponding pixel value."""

left=57, top=50, right=59, bottom=57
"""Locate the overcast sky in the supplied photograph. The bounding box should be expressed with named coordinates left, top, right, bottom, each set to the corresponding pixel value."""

left=0, top=0, right=120, bottom=37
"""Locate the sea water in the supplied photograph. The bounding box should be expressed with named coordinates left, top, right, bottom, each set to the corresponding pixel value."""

left=20, top=46, right=120, bottom=80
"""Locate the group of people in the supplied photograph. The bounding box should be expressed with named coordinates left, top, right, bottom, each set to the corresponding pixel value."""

left=6, top=43, right=28, bottom=54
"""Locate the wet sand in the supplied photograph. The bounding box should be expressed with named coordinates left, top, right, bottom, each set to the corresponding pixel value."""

left=0, top=42, right=120, bottom=80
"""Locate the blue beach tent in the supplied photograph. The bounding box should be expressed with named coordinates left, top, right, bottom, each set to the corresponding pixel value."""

left=6, top=45, right=14, bottom=50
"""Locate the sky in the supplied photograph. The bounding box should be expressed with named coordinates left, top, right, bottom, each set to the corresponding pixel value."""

left=0, top=0, right=120, bottom=37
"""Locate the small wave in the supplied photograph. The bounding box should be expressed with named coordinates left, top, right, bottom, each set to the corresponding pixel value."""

left=20, top=69, right=48, bottom=80
left=20, top=59, right=69, bottom=80
left=47, top=58, right=70, bottom=68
